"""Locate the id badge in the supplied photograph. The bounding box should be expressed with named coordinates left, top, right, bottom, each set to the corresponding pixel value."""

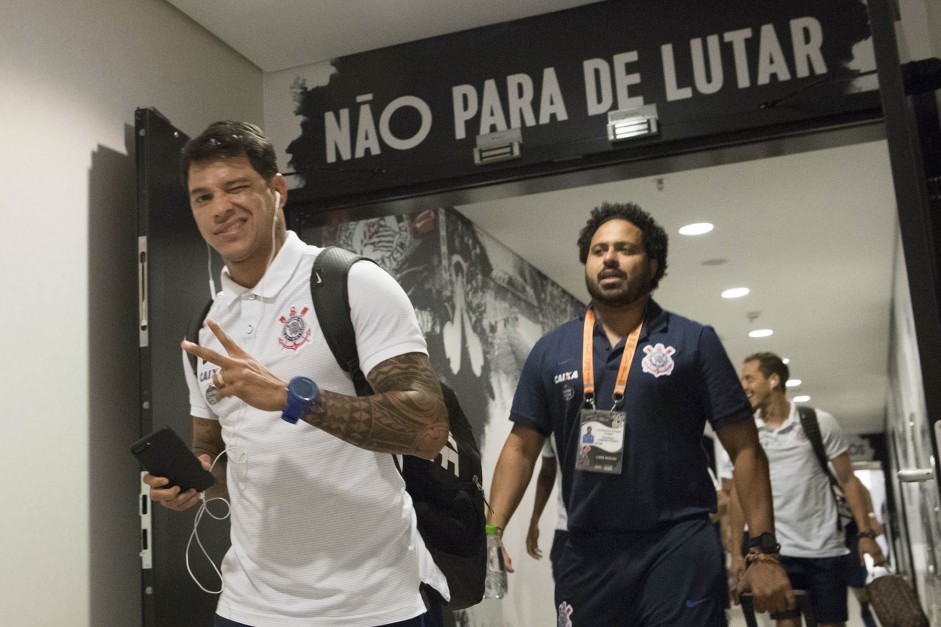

left=574, top=408, right=626, bottom=474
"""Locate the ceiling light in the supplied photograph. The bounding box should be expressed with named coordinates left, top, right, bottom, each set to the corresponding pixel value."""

left=786, top=379, right=801, bottom=387
left=748, top=329, right=773, bottom=338
left=782, top=357, right=790, bottom=364
left=793, top=395, right=811, bottom=403
left=721, top=287, right=750, bottom=299
left=679, top=222, right=714, bottom=236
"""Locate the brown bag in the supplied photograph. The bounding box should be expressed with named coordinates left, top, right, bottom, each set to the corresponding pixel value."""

left=867, top=573, right=929, bottom=627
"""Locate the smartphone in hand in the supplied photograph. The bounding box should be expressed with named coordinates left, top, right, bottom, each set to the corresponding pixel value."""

left=131, top=426, right=216, bottom=492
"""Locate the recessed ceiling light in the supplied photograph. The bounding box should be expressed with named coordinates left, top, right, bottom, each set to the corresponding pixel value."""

left=748, top=329, right=773, bottom=338
left=679, top=222, right=714, bottom=236
left=793, top=395, right=811, bottom=403
left=782, top=357, right=790, bottom=364
left=721, top=287, right=750, bottom=299
left=786, top=379, right=801, bottom=387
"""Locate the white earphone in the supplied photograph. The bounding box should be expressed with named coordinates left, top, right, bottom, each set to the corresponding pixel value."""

left=272, top=191, right=281, bottom=229
left=207, top=243, right=217, bottom=300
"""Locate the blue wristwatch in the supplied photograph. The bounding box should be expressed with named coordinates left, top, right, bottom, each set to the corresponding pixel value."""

left=281, top=376, right=319, bottom=424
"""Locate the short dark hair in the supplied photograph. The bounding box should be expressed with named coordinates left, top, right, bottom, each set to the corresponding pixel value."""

left=744, top=352, right=789, bottom=392
left=180, top=121, right=278, bottom=186
left=576, top=202, right=668, bottom=289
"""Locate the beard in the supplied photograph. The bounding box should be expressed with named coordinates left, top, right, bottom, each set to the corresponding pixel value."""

left=585, top=267, right=653, bottom=308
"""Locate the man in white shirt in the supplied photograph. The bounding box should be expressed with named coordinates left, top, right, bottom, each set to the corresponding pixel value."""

left=144, top=121, right=450, bottom=627
left=731, top=352, right=884, bottom=627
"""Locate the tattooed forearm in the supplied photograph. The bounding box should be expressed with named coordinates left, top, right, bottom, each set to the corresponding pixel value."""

left=302, top=352, right=449, bottom=459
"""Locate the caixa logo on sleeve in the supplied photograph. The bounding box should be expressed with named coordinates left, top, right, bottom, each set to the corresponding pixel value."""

left=278, top=305, right=312, bottom=350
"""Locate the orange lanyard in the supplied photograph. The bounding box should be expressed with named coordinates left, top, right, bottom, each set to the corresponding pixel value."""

left=582, top=307, right=643, bottom=409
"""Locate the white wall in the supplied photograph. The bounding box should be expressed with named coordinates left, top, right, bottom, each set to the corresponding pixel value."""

left=898, top=0, right=941, bottom=60
left=0, top=1, right=262, bottom=624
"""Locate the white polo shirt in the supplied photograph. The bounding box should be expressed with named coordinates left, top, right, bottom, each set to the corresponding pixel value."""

left=540, top=438, right=567, bottom=531
left=755, top=402, right=849, bottom=558
left=184, top=231, right=447, bottom=626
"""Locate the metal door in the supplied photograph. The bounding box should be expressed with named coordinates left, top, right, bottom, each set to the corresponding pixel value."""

left=135, top=107, right=230, bottom=626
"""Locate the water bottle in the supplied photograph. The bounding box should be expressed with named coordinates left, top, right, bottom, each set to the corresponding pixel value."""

left=483, top=523, right=508, bottom=599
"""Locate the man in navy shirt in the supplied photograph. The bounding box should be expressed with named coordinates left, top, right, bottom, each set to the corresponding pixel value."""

left=487, top=202, right=793, bottom=626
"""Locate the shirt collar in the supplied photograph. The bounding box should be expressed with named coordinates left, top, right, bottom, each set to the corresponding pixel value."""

left=584, top=298, right=666, bottom=346
left=578, top=298, right=669, bottom=334
left=754, top=400, right=796, bottom=432
left=218, top=230, right=305, bottom=305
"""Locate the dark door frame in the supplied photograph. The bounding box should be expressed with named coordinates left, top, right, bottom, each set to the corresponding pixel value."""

left=869, top=0, right=941, bottom=483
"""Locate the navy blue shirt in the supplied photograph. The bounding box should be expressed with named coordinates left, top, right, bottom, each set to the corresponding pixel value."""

left=510, top=301, right=751, bottom=533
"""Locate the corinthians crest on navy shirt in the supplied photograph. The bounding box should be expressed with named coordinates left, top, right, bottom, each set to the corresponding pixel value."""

left=641, top=343, right=676, bottom=377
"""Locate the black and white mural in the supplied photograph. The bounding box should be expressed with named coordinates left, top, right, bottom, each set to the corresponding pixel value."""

left=299, top=208, right=581, bottom=452
left=297, top=207, right=582, bottom=625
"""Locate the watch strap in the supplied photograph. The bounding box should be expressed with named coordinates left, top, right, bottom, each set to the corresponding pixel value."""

left=281, top=376, right=319, bottom=424
left=748, top=532, right=781, bottom=554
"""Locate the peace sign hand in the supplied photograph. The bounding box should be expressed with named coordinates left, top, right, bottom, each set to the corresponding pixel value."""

left=182, top=319, right=289, bottom=412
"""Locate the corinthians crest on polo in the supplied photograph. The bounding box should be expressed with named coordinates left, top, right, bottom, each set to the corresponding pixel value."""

left=642, top=343, right=676, bottom=377
left=278, top=305, right=311, bottom=350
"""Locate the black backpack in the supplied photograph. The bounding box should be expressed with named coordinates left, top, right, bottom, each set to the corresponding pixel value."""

left=798, top=405, right=853, bottom=531
left=186, top=246, right=487, bottom=610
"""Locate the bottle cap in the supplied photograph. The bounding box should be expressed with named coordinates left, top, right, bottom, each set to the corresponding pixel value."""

left=485, top=523, right=501, bottom=536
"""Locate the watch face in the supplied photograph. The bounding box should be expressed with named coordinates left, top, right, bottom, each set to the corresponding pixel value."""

left=750, top=532, right=779, bottom=552
left=290, top=377, right=318, bottom=401
left=760, top=533, right=779, bottom=552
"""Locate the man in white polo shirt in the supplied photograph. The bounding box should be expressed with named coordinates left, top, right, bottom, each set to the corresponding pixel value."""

left=731, top=352, right=884, bottom=627
left=144, top=121, right=450, bottom=627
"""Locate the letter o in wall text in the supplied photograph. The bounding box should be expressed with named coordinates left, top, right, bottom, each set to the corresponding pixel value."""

left=378, top=96, right=433, bottom=150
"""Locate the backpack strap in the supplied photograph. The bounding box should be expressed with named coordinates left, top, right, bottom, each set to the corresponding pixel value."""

left=186, top=298, right=214, bottom=376
left=797, top=406, right=828, bottom=475
left=311, top=247, right=375, bottom=396
left=797, top=405, right=844, bottom=531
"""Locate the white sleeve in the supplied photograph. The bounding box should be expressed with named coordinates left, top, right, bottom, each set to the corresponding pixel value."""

left=183, top=347, right=213, bottom=420
left=347, top=260, right=428, bottom=377
left=817, top=409, right=850, bottom=461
